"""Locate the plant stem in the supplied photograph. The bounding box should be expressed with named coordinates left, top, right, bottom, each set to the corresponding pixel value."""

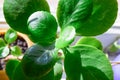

left=111, top=61, right=120, bottom=66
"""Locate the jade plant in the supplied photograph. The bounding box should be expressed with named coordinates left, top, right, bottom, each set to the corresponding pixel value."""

left=0, top=28, right=22, bottom=59
left=0, top=28, right=23, bottom=70
left=2, top=0, right=118, bottom=80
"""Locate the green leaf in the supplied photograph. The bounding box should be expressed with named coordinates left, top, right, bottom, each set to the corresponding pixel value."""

left=3, top=0, right=50, bottom=34
left=0, top=38, right=6, bottom=47
left=64, top=44, right=113, bottom=80
left=5, top=59, right=20, bottom=80
left=21, top=44, right=58, bottom=78
left=12, top=63, right=29, bottom=80
left=6, top=59, right=31, bottom=80
left=4, top=28, right=17, bottom=44
left=57, top=0, right=92, bottom=27
left=38, top=69, right=54, bottom=80
left=54, top=60, right=63, bottom=80
left=55, top=26, right=75, bottom=48
left=11, top=46, right=22, bottom=57
left=28, top=11, right=58, bottom=45
left=0, top=46, right=9, bottom=58
left=57, top=0, right=118, bottom=36
left=76, top=37, right=103, bottom=50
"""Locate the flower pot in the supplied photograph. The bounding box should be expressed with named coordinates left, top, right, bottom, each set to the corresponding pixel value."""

left=0, top=28, right=33, bottom=47
left=0, top=70, right=9, bottom=80
left=0, top=28, right=33, bottom=80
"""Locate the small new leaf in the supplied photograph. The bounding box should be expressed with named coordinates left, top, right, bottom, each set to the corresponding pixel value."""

left=0, top=38, right=6, bottom=47
left=54, top=60, right=63, bottom=80
left=55, top=26, right=75, bottom=48
left=0, top=46, right=9, bottom=58
left=4, top=28, right=17, bottom=44
left=11, top=46, right=22, bottom=57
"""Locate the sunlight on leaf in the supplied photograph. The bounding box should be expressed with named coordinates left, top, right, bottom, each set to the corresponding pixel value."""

left=0, top=46, right=9, bottom=58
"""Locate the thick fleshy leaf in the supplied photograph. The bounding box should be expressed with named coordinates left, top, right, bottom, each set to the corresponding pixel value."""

left=54, top=60, right=63, bottom=80
left=5, top=59, right=20, bottom=80
left=57, top=0, right=92, bottom=27
left=21, top=44, right=58, bottom=78
left=0, top=38, right=6, bottom=47
left=4, top=28, right=17, bottom=44
left=11, top=46, right=22, bottom=57
left=38, top=69, right=54, bottom=80
left=3, top=0, right=50, bottom=34
left=28, top=11, right=58, bottom=45
left=12, top=63, right=29, bottom=80
left=76, top=37, right=103, bottom=50
left=0, top=46, right=9, bottom=58
left=55, top=26, right=75, bottom=48
left=8, top=61, right=54, bottom=80
left=64, top=44, right=113, bottom=80
left=57, top=0, right=118, bottom=36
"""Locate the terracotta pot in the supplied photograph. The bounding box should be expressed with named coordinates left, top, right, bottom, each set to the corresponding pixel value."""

left=0, top=28, right=33, bottom=47
left=0, top=28, right=33, bottom=80
left=0, top=70, right=9, bottom=80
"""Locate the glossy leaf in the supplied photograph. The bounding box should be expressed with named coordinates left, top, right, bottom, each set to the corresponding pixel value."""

left=55, top=26, right=75, bottom=48
left=3, top=0, right=50, bottom=34
left=57, top=0, right=92, bottom=27
left=57, top=0, right=118, bottom=36
left=28, top=11, right=58, bottom=45
left=5, top=59, right=20, bottom=80
left=7, top=61, right=50, bottom=80
left=4, top=28, right=17, bottom=44
left=0, top=38, right=6, bottom=47
left=54, top=60, right=63, bottom=80
left=0, top=46, right=9, bottom=58
left=39, top=60, right=63, bottom=80
left=21, top=44, right=59, bottom=78
left=64, top=44, right=113, bottom=80
left=39, top=69, right=54, bottom=80
left=11, top=46, right=22, bottom=57
left=76, top=37, right=103, bottom=50
left=12, top=63, right=30, bottom=80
